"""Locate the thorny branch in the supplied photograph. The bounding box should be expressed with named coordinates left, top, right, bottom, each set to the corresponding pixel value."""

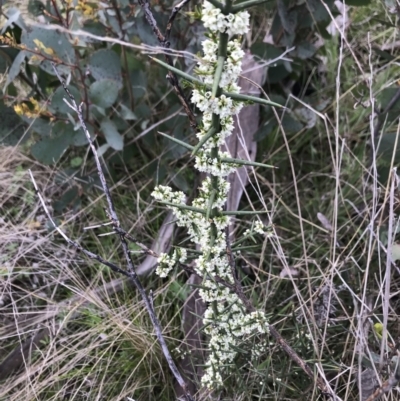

left=28, top=63, right=195, bottom=401
left=137, top=0, right=197, bottom=129
left=138, top=0, right=335, bottom=395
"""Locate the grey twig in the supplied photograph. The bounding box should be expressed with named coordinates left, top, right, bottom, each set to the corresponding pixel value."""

left=138, top=0, right=197, bottom=129
left=164, top=0, right=191, bottom=44
left=29, top=63, right=195, bottom=401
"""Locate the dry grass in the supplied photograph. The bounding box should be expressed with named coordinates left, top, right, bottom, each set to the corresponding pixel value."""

left=0, top=147, right=183, bottom=400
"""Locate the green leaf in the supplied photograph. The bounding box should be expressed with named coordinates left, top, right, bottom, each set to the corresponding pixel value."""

left=100, top=118, right=124, bottom=151
left=135, top=16, right=158, bottom=46
left=53, top=187, right=79, bottom=213
left=51, top=85, right=81, bottom=115
left=130, top=69, right=147, bottom=99
left=89, top=79, right=120, bottom=108
left=254, top=121, right=276, bottom=141
left=97, top=143, right=110, bottom=157
left=88, top=49, right=122, bottom=87
left=72, top=123, right=95, bottom=146
left=378, top=86, right=400, bottom=129
left=372, top=47, right=395, bottom=62
left=293, top=42, right=317, bottom=60
left=305, top=0, right=331, bottom=22
left=28, top=0, right=46, bottom=17
left=281, top=113, right=304, bottom=133
left=29, top=120, right=91, bottom=163
left=268, top=64, right=290, bottom=83
left=379, top=87, right=400, bottom=113
left=24, top=117, right=52, bottom=137
left=171, top=172, right=189, bottom=193
left=0, top=101, right=27, bottom=145
left=81, top=20, right=107, bottom=43
left=90, top=104, right=106, bottom=119
left=119, top=104, right=137, bottom=120
left=135, top=103, right=151, bottom=119
left=3, top=50, right=26, bottom=93
left=31, top=131, right=71, bottom=164
left=1, top=7, right=28, bottom=33
left=375, top=133, right=400, bottom=164
left=345, top=0, right=371, bottom=5
left=21, top=26, right=76, bottom=75
left=70, top=157, right=83, bottom=167
left=277, top=0, right=297, bottom=34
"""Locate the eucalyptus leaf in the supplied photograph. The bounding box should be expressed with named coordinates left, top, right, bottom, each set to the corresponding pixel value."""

left=82, top=20, right=107, bottom=42
left=379, top=87, right=400, bottom=113
left=306, top=0, right=331, bottom=22
left=171, top=172, right=190, bottom=193
left=97, top=143, right=110, bottom=157
left=89, top=79, right=120, bottom=108
left=294, top=42, right=317, bottom=60
left=25, top=117, right=52, bottom=137
left=1, top=7, right=27, bottom=33
left=281, top=113, right=304, bottom=133
left=72, top=123, right=95, bottom=146
left=254, top=121, right=276, bottom=141
left=21, top=26, right=76, bottom=75
left=345, top=0, right=371, bottom=5
left=53, top=187, right=80, bottom=213
left=3, top=50, right=26, bottom=93
left=0, top=101, right=27, bottom=145
left=277, top=0, right=297, bottom=34
left=130, top=69, right=147, bottom=99
left=120, top=104, right=137, bottom=120
left=28, top=0, right=46, bottom=17
left=88, top=49, right=122, bottom=87
left=31, top=132, right=71, bottom=164
left=268, top=64, right=290, bottom=83
left=51, top=85, right=81, bottom=115
left=100, top=118, right=124, bottom=150
left=375, top=133, right=400, bottom=164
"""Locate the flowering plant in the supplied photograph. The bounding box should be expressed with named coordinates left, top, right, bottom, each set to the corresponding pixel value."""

left=152, top=0, right=269, bottom=389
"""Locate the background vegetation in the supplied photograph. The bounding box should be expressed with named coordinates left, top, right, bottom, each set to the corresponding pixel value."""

left=1, top=0, right=400, bottom=400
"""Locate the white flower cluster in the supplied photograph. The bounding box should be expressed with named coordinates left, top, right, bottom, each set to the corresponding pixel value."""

left=202, top=304, right=269, bottom=388
left=195, top=151, right=237, bottom=176
left=190, top=1, right=250, bottom=176
left=151, top=0, right=269, bottom=389
left=191, top=91, right=244, bottom=119
left=196, top=113, right=235, bottom=149
left=197, top=39, right=245, bottom=88
left=201, top=1, right=250, bottom=37
left=156, top=248, right=187, bottom=278
left=243, top=220, right=268, bottom=237
left=152, top=177, right=231, bottom=247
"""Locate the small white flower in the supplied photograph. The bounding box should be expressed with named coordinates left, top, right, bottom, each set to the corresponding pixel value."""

left=254, top=221, right=265, bottom=234
left=201, top=2, right=250, bottom=36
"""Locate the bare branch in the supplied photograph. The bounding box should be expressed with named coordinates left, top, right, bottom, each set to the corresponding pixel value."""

left=28, top=64, right=196, bottom=401
left=137, top=0, right=197, bottom=129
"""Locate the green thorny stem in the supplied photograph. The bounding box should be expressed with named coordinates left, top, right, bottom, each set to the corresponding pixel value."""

left=152, top=0, right=270, bottom=389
